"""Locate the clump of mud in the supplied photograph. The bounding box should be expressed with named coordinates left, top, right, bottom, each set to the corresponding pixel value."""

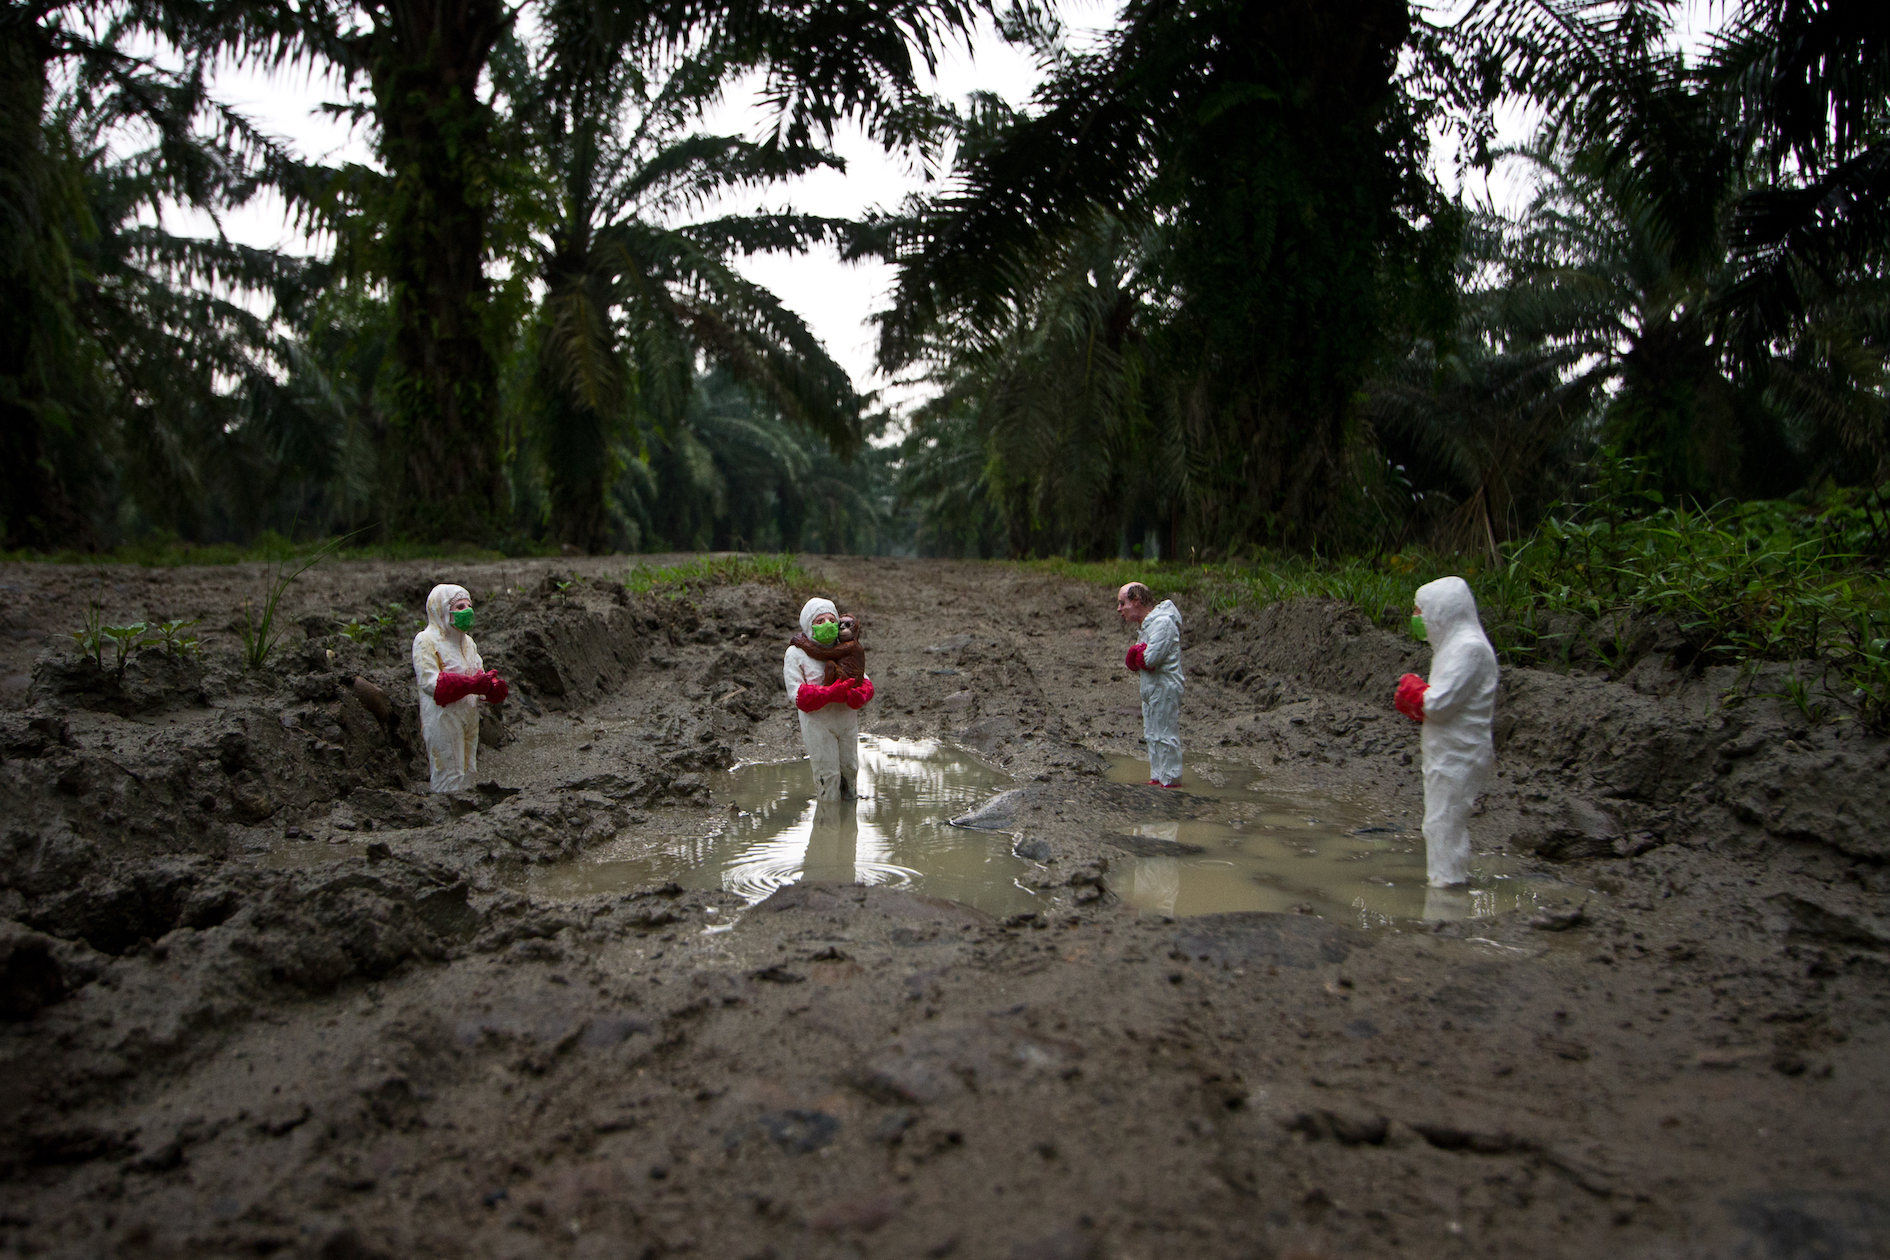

left=1194, top=597, right=1890, bottom=865
left=0, top=568, right=798, bottom=949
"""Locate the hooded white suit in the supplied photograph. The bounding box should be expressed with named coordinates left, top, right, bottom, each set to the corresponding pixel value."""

left=1412, top=576, right=1499, bottom=886
left=1136, top=598, right=1185, bottom=785
left=413, top=583, right=484, bottom=793
left=784, top=597, right=866, bottom=801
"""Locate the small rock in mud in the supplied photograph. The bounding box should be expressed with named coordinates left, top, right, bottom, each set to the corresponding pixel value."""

left=0, top=923, right=66, bottom=1020
left=1286, top=1108, right=1390, bottom=1146
left=1529, top=905, right=1588, bottom=931
left=1101, top=832, right=1204, bottom=857
left=1009, top=1224, right=1099, bottom=1260
left=1172, top=912, right=1361, bottom=969
left=1765, top=894, right=1890, bottom=948
left=350, top=675, right=394, bottom=726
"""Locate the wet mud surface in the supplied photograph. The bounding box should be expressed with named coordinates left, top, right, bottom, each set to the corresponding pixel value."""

left=526, top=735, right=1035, bottom=916
left=0, top=556, right=1886, bottom=1257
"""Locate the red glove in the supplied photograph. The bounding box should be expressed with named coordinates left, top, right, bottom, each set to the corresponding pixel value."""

left=795, top=678, right=857, bottom=713
left=478, top=671, right=509, bottom=705
left=845, top=678, right=874, bottom=710
left=1125, top=643, right=1147, bottom=671
left=1394, top=673, right=1428, bottom=722
left=433, top=672, right=479, bottom=705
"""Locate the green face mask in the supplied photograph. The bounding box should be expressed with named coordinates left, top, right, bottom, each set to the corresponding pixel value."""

left=1409, top=614, right=1427, bottom=642
left=810, top=620, right=840, bottom=646
left=451, top=607, right=475, bottom=632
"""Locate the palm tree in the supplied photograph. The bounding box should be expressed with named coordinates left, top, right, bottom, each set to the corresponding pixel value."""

left=1, top=1, right=306, bottom=547
left=1756, top=276, right=1890, bottom=492
left=1458, top=0, right=1888, bottom=359
left=879, top=0, right=1458, bottom=552
left=612, top=368, right=891, bottom=553
left=2, top=32, right=322, bottom=547
left=893, top=397, right=1005, bottom=558
left=895, top=209, right=1176, bottom=558
left=1695, top=0, right=1889, bottom=352
left=1364, top=0, right=1887, bottom=548
left=201, top=0, right=979, bottom=543
left=507, top=12, right=883, bottom=553
left=1458, top=133, right=1814, bottom=504
left=1366, top=198, right=1611, bottom=551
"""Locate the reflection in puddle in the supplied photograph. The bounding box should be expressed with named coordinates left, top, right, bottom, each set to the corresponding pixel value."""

left=527, top=736, right=1038, bottom=917
left=1100, top=756, right=1584, bottom=928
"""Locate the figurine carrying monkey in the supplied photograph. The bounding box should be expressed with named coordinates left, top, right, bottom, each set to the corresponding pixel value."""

left=790, top=612, right=866, bottom=686
left=784, top=600, right=874, bottom=801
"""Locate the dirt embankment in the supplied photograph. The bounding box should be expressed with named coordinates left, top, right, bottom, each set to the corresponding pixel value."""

left=0, top=556, right=1885, bottom=1259
left=1191, top=597, right=1890, bottom=862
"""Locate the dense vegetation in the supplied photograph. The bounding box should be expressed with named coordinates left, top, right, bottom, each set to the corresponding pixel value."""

left=3, top=0, right=960, bottom=553
left=891, top=0, right=1887, bottom=563
left=3, top=0, right=1884, bottom=590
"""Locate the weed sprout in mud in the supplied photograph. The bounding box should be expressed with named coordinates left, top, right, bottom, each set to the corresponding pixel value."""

left=239, top=540, right=339, bottom=670
left=99, top=622, right=146, bottom=673
left=341, top=605, right=405, bottom=650
left=146, top=618, right=202, bottom=657
left=72, top=608, right=202, bottom=672
left=70, top=599, right=105, bottom=669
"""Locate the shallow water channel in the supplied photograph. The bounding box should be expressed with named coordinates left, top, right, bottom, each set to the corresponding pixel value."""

left=1096, top=755, right=1580, bottom=928
left=520, top=737, right=1584, bottom=929
left=526, top=735, right=1040, bottom=917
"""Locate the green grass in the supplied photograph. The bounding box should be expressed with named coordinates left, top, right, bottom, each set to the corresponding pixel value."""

left=1027, top=487, right=1890, bottom=729
left=623, top=553, right=813, bottom=597
left=1487, top=494, right=1890, bottom=725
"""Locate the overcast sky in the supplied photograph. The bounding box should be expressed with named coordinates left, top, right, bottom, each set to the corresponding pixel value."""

left=180, top=1, right=1728, bottom=408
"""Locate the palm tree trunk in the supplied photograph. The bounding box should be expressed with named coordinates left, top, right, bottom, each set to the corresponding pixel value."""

left=541, top=397, right=612, bottom=552
left=0, top=19, right=91, bottom=549
left=369, top=0, right=509, bottom=540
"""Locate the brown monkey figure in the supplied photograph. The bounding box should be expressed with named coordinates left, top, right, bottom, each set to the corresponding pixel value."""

left=792, top=612, right=865, bottom=686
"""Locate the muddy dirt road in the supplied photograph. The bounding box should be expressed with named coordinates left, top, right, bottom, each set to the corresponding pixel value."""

left=0, top=556, right=1885, bottom=1258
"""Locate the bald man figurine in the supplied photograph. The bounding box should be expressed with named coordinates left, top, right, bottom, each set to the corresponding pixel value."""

left=1117, top=582, right=1185, bottom=787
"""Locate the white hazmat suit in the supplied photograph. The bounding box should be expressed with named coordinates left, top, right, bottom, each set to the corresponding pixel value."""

left=413, top=583, right=485, bottom=793
left=1408, top=576, right=1499, bottom=886
left=1135, top=599, right=1185, bottom=785
left=783, top=597, right=868, bottom=801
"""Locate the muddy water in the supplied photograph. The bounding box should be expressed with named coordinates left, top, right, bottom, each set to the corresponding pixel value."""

left=527, top=735, right=1039, bottom=916
left=1101, top=755, right=1583, bottom=927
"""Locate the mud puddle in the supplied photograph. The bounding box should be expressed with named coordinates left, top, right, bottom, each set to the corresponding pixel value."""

left=1102, top=755, right=1582, bottom=926
left=527, top=735, right=1038, bottom=916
